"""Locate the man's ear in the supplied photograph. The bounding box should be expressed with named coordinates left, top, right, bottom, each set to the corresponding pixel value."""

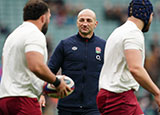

left=40, top=14, right=46, bottom=24
left=94, top=21, right=98, bottom=28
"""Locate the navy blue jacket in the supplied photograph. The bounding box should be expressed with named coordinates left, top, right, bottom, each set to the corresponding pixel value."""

left=48, top=33, right=106, bottom=112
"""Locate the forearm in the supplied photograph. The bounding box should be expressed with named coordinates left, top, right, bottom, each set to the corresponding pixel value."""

left=31, top=63, right=56, bottom=84
left=131, top=66, right=160, bottom=96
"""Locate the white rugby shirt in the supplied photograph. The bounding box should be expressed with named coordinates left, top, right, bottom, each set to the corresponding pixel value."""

left=0, top=22, right=48, bottom=98
left=99, top=20, right=145, bottom=93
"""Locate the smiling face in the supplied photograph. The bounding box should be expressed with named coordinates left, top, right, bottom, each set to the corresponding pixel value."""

left=77, top=9, right=98, bottom=38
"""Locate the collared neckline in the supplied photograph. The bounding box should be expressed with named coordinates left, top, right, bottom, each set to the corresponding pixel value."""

left=22, top=21, right=40, bottom=32
left=76, top=32, right=95, bottom=42
left=126, top=20, right=141, bottom=32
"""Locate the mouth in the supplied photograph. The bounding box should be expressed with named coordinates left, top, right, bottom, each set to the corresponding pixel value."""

left=81, top=27, right=89, bottom=31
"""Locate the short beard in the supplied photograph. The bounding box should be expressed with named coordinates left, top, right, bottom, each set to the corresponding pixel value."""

left=41, top=23, right=48, bottom=35
left=142, top=23, right=151, bottom=33
left=79, top=30, right=91, bottom=36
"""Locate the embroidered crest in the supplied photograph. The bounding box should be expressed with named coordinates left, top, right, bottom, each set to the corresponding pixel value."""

left=95, top=47, right=101, bottom=54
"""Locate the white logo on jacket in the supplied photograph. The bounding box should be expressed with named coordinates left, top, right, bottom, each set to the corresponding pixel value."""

left=96, top=55, right=101, bottom=61
left=72, top=46, right=78, bottom=51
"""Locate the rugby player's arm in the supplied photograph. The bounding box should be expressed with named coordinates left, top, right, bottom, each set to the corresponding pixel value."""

left=25, top=51, right=71, bottom=97
left=125, top=49, right=160, bottom=109
left=26, top=51, right=56, bottom=83
left=125, top=49, right=160, bottom=96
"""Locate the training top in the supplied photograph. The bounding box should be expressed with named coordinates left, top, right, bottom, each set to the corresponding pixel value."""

left=99, top=20, right=145, bottom=93
left=48, top=33, right=106, bottom=112
left=0, top=22, right=47, bottom=98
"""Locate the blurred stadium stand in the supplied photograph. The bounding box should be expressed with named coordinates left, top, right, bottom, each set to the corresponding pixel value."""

left=0, top=0, right=160, bottom=63
left=1, top=0, right=160, bottom=115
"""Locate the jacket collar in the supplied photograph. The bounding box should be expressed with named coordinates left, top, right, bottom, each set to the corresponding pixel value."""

left=76, top=32, right=95, bottom=42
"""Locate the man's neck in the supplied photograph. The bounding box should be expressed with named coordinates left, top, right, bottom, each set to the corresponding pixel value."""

left=27, top=20, right=42, bottom=32
left=79, top=32, right=93, bottom=39
left=128, top=16, right=144, bottom=31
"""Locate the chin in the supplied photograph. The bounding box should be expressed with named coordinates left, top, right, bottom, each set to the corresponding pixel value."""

left=80, top=31, right=89, bottom=35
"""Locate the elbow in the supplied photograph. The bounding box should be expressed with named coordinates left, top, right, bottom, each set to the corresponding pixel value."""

left=28, top=63, right=43, bottom=74
left=128, top=65, right=142, bottom=77
left=28, top=65, right=38, bottom=73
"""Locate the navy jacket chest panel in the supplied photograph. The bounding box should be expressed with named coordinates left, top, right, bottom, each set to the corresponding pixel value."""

left=62, top=37, right=104, bottom=72
left=61, top=38, right=85, bottom=71
left=87, top=42, right=104, bottom=63
left=87, top=42, right=104, bottom=72
left=63, top=39, right=84, bottom=62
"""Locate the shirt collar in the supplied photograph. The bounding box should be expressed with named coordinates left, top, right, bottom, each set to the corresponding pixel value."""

left=76, top=32, right=95, bottom=42
left=126, top=20, right=141, bottom=31
left=22, top=21, right=40, bottom=32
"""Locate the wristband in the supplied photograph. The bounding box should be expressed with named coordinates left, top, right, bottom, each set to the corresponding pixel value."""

left=52, top=77, right=61, bottom=87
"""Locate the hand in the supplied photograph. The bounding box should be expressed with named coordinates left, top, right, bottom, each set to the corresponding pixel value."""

left=56, top=76, right=72, bottom=98
left=39, top=95, right=46, bottom=110
left=154, top=92, right=160, bottom=112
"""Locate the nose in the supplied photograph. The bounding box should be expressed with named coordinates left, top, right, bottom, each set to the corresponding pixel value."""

left=82, top=23, right=87, bottom=27
left=82, top=21, right=88, bottom=26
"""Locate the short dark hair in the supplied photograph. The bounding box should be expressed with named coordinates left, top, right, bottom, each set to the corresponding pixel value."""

left=23, top=0, right=49, bottom=21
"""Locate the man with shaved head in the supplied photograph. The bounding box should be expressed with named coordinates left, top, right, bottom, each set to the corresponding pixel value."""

left=48, top=8, right=106, bottom=115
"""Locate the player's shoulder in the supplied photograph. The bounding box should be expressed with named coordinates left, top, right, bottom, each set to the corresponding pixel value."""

left=57, top=35, right=77, bottom=47
left=63, top=34, right=76, bottom=41
left=127, top=29, right=143, bottom=38
left=125, top=21, right=143, bottom=38
left=61, top=34, right=77, bottom=44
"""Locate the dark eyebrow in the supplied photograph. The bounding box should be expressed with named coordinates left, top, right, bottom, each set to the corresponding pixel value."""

left=79, top=17, right=93, bottom=21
